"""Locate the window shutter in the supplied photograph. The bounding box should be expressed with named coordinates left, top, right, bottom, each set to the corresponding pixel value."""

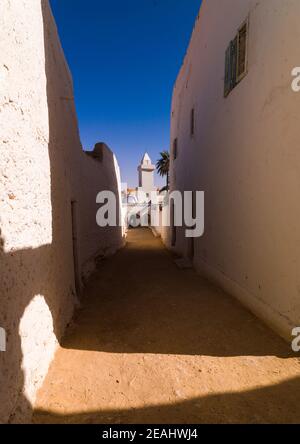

left=224, top=18, right=248, bottom=97
left=230, top=36, right=238, bottom=89
left=237, top=20, right=248, bottom=82
left=225, top=38, right=237, bottom=96
left=224, top=45, right=231, bottom=97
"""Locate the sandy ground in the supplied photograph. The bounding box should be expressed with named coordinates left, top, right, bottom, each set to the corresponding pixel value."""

left=34, top=228, right=300, bottom=424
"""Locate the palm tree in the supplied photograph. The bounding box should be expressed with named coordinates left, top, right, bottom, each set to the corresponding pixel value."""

left=156, top=151, right=170, bottom=191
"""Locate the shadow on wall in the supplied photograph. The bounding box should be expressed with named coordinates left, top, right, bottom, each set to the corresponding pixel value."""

left=33, top=376, right=300, bottom=424
left=0, top=1, right=122, bottom=423
left=79, top=141, right=123, bottom=284
left=0, top=1, right=72, bottom=422
left=0, top=238, right=66, bottom=423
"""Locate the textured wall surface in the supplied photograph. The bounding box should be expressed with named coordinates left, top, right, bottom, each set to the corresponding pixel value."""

left=0, top=0, right=123, bottom=423
left=79, top=144, right=124, bottom=282
left=170, top=0, right=300, bottom=340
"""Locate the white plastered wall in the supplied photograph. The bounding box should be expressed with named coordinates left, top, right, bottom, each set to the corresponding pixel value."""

left=170, top=0, right=300, bottom=340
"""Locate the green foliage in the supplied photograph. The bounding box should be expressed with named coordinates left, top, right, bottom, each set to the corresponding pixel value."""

left=156, top=151, right=170, bottom=189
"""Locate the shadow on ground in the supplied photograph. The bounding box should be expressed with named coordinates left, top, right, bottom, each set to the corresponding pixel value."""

left=34, top=376, right=300, bottom=424
left=2, top=0, right=296, bottom=425
left=59, top=228, right=294, bottom=359
left=32, top=228, right=300, bottom=424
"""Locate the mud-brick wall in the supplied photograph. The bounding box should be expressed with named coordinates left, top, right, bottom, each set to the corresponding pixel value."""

left=169, top=0, right=300, bottom=340
left=79, top=144, right=124, bottom=282
left=0, top=0, right=123, bottom=423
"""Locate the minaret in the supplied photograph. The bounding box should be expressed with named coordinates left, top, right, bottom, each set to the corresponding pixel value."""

left=137, top=152, right=156, bottom=195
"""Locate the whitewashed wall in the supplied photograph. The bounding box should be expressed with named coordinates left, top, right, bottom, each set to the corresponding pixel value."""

left=0, top=0, right=124, bottom=423
left=170, top=0, right=300, bottom=340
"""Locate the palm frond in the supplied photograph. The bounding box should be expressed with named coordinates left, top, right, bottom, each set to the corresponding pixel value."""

left=156, top=151, right=170, bottom=189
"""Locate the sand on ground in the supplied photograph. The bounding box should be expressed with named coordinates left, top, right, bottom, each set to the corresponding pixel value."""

left=34, top=228, right=300, bottom=424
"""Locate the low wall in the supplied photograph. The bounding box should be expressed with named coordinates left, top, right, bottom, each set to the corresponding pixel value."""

left=79, top=144, right=124, bottom=283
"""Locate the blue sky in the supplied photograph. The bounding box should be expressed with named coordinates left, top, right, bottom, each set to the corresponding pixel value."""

left=50, top=0, right=200, bottom=187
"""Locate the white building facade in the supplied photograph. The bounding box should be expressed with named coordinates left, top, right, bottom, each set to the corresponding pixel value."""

left=168, top=0, right=300, bottom=341
left=136, top=153, right=156, bottom=199
left=0, top=0, right=124, bottom=423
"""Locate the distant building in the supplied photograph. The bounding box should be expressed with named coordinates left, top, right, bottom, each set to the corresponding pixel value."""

left=137, top=153, right=156, bottom=198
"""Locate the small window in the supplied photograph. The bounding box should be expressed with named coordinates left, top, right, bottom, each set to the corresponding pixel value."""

left=230, top=36, right=238, bottom=88
left=190, top=108, right=195, bottom=137
left=237, top=21, right=248, bottom=82
left=173, top=138, right=178, bottom=160
left=224, top=37, right=238, bottom=97
left=224, top=18, right=248, bottom=97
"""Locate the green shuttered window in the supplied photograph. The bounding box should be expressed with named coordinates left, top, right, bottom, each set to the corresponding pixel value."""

left=224, top=18, right=248, bottom=97
left=237, top=21, right=248, bottom=82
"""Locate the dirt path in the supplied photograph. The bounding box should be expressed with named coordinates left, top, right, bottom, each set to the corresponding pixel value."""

left=34, top=228, right=300, bottom=424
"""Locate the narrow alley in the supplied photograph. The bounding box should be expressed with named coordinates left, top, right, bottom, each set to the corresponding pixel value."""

left=33, top=229, right=300, bottom=424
